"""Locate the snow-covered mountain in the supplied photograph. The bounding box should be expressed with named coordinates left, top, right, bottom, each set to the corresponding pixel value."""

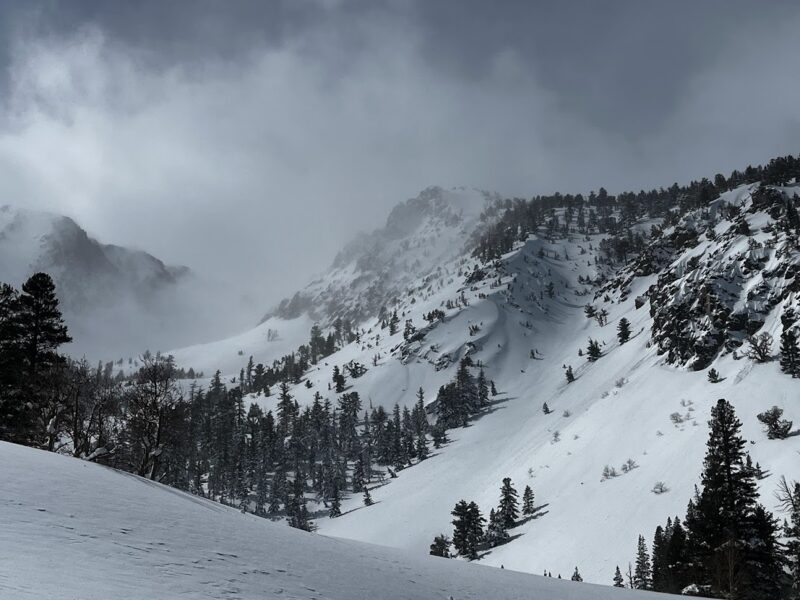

left=166, top=181, right=800, bottom=585
left=0, top=441, right=674, bottom=599
left=0, top=205, right=197, bottom=358
left=171, top=186, right=499, bottom=374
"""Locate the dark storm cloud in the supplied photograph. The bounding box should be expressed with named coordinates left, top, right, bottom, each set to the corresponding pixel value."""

left=0, top=0, right=799, bottom=343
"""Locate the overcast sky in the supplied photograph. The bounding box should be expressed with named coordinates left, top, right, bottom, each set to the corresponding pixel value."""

left=1, top=0, right=799, bottom=326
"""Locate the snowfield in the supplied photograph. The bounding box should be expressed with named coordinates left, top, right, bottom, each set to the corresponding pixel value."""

left=0, top=441, right=681, bottom=599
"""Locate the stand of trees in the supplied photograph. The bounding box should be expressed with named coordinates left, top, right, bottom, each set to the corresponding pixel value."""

left=0, top=274, right=442, bottom=533
left=625, top=399, right=797, bottom=599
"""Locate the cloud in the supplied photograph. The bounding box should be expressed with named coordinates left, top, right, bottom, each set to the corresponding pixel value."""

left=0, top=2, right=798, bottom=355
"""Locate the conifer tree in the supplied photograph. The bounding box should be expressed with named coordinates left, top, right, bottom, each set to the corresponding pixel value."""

left=651, top=525, right=668, bottom=592
left=587, top=338, right=602, bottom=361
left=613, top=565, right=625, bottom=588
left=633, top=534, right=652, bottom=590
left=415, top=432, right=429, bottom=461
left=429, top=534, right=451, bottom=558
left=498, top=477, right=519, bottom=528
left=329, top=482, right=341, bottom=518
left=617, top=317, right=631, bottom=344
left=485, top=508, right=509, bottom=547
left=778, top=477, right=800, bottom=594
left=685, top=398, right=782, bottom=599
left=522, top=485, right=535, bottom=516
left=451, top=500, right=485, bottom=559
left=571, top=567, right=583, bottom=582
left=780, top=326, right=800, bottom=377
left=565, top=365, right=575, bottom=383
left=477, top=366, right=489, bottom=407
left=363, top=486, right=374, bottom=506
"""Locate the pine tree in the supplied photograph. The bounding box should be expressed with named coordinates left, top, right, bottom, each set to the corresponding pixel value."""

left=451, top=500, right=485, bottom=559
left=651, top=525, right=668, bottom=592
left=633, top=534, right=652, bottom=590
left=8, top=273, right=72, bottom=443
left=498, top=477, right=519, bottom=528
left=571, top=567, right=583, bottom=582
left=613, top=565, right=625, bottom=588
left=542, top=402, right=552, bottom=415
left=565, top=365, right=575, bottom=383
left=429, top=534, right=451, bottom=558
left=477, top=366, right=489, bottom=407
left=587, top=338, right=602, bottom=361
left=363, top=486, right=374, bottom=506
left=685, top=398, right=781, bottom=599
left=522, top=485, right=535, bottom=516
left=485, top=508, right=509, bottom=547
left=332, top=366, right=346, bottom=393
left=617, top=318, right=631, bottom=344
left=276, top=382, right=296, bottom=430
left=329, top=482, right=341, bottom=518
left=415, top=432, right=429, bottom=461
left=780, top=326, right=800, bottom=377
left=707, top=368, right=721, bottom=383
left=778, top=477, right=800, bottom=595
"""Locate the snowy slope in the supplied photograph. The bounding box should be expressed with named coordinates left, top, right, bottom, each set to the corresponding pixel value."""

left=168, top=186, right=498, bottom=375
left=165, top=183, right=800, bottom=585
left=0, top=441, right=680, bottom=600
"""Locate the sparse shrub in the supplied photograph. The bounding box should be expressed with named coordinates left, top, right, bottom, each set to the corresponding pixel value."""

left=620, top=459, right=638, bottom=473
left=670, top=412, right=684, bottom=425
left=602, top=465, right=619, bottom=480
left=652, top=481, right=669, bottom=494
left=756, top=406, right=793, bottom=439
left=745, top=332, right=774, bottom=363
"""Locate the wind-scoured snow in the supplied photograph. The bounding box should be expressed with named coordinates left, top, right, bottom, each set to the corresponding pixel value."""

left=0, top=441, right=680, bottom=599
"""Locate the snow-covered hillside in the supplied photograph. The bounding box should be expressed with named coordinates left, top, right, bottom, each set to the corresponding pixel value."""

left=164, top=182, right=800, bottom=586
left=0, top=441, right=678, bottom=599
left=170, top=187, right=499, bottom=374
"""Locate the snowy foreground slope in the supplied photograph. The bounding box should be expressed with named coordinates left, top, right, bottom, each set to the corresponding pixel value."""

left=0, top=442, right=679, bottom=600
left=166, top=184, right=800, bottom=585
